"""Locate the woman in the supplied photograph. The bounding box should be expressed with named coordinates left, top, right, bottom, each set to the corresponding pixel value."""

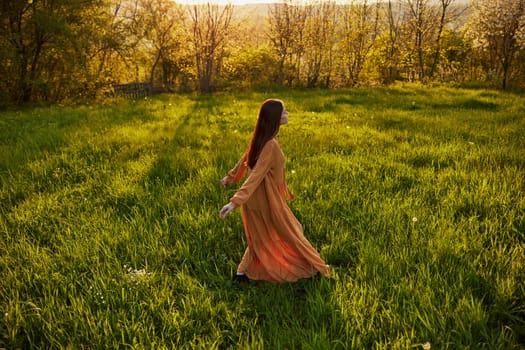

left=219, top=99, right=330, bottom=283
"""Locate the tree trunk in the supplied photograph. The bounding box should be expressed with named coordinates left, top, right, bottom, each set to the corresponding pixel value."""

left=429, top=0, right=450, bottom=78
left=149, top=48, right=162, bottom=84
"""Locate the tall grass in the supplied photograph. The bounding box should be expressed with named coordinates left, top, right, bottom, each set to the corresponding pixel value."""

left=1, top=85, right=524, bottom=349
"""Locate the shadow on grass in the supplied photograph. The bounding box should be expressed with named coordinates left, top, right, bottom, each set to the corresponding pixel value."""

left=325, top=86, right=502, bottom=114
left=230, top=276, right=342, bottom=348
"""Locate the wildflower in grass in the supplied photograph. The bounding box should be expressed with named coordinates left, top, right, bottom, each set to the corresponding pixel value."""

left=291, top=170, right=296, bottom=174
left=90, top=290, right=106, bottom=306
left=412, top=217, right=418, bottom=222
left=125, top=266, right=152, bottom=287
left=423, top=342, right=431, bottom=350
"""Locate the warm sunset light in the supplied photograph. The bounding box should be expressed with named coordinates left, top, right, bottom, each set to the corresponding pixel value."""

left=1, top=0, right=524, bottom=348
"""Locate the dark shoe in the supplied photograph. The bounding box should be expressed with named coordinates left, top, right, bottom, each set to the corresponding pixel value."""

left=232, top=273, right=250, bottom=283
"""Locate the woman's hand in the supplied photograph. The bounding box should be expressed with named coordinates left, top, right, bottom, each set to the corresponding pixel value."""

left=219, top=202, right=236, bottom=219
left=220, top=176, right=229, bottom=188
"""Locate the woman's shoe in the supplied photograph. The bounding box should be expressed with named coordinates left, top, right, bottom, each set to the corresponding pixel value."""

left=232, top=273, right=250, bottom=282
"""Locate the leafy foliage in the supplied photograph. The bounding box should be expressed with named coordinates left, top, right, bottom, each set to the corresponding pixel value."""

left=2, top=0, right=525, bottom=105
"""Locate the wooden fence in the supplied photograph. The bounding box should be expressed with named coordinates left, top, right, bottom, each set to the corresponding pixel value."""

left=112, top=82, right=153, bottom=99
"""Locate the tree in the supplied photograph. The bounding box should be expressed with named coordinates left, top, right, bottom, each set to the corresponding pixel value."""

left=405, top=0, right=436, bottom=80
left=268, top=1, right=294, bottom=86
left=223, top=45, right=278, bottom=89
left=439, top=29, right=471, bottom=81
left=0, top=0, right=61, bottom=102
left=189, top=2, right=234, bottom=93
left=376, top=0, right=404, bottom=84
left=135, top=0, right=185, bottom=87
left=0, top=0, right=112, bottom=102
left=1, top=1, right=28, bottom=102
left=339, top=0, right=380, bottom=86
left=428, top=0, right=457, bottom=78
left=303, top=0, right=336, bottom=87
left=89, top=1, right=141, bottom=87
left=268, top=0, right=311, bottom=87
left=467, top=0, right=525, bottom=89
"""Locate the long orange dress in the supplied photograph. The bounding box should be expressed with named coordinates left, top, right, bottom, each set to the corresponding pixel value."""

left=225, top=138, right=330, bottom=282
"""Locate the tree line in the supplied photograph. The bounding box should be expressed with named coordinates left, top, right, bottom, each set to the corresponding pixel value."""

left=1, top=0, right=524, bottom=104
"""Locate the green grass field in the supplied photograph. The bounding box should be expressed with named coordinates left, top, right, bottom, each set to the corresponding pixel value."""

left=1, top=84, right=524, bottom=349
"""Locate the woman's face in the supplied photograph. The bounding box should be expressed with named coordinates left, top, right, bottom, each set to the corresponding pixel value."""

left=280, top=105, right=289, bottom=125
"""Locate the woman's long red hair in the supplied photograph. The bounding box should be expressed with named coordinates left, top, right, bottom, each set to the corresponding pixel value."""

left=246, top=99, right=283, bottom=168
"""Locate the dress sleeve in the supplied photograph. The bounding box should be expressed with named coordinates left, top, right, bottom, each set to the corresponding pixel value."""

left=230, top=141, right=275, bottom=207
left=225, top=153, right=248, bottom=184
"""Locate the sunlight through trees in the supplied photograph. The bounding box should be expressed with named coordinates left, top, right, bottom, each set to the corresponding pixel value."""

left=0, top=0, right=524, bottom=103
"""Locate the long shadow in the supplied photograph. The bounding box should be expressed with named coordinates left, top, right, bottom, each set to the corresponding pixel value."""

left=139, top=94, right=236, bottom=188
left=225, top=276, right=343, bottom=348
left=108, top=96, right=206, bottom=218
left=328, top=86, right=501, bottom=113
left=108, top=94, right=248, bottom=271
left=0, top=97, right=185, bottom=209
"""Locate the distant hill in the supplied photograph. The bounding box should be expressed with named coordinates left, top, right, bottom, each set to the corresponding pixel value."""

left=231, top=0, right=470, bottom=26
left=233, top=3, right=272, bottom=17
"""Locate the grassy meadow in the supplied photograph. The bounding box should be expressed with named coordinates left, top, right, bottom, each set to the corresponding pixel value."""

left=0, top=85, right=524, bottom=349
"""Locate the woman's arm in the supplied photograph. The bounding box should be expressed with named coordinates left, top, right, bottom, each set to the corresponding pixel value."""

left=230, top=141, right=274, bottom=207
left=221, top=153, right=248, bottom=187
left=219, top=141, right=275, bottom=218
